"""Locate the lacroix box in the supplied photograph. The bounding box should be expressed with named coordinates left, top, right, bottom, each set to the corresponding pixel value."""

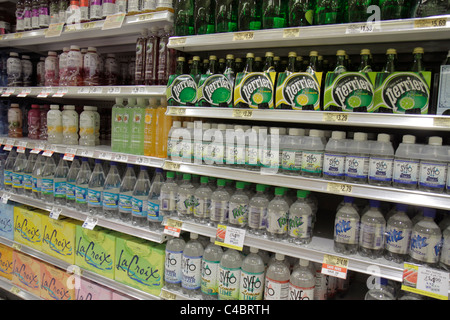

left=12, top=251, right=41, bottom=296
left=114, top=234, right=165, bottom=296
left=40, top=262, right=76, bottom=300
left=75, top=225, right=117, bottom=279
left=0, top=243, right=14, bottom=280
left=0, top=202, right=15, bottom=241
left=13, top=205, right=46, bottom=251
left=76, top=278, right=113, bottom=300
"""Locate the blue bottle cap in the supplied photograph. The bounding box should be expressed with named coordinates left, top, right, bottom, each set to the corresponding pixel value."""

left=110, top=161, right=116, bottom=166
left=127, top=163, right=134, bottom=168
left=82, top=157, right=88, bottom=161
left=156, top=168, right=163, bottom=173
left=344, top=196, right=354, bottom=203
left=369, top=200, right=380, bottom=207
left=423, top=207, right=436, bottom=218
left=396, top=203, right=408, bottom=212
left=95, top=159, right=102, bottom=164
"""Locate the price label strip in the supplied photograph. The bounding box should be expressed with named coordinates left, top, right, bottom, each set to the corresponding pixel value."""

left=163, top=218, right=183, bottom=237
left=346, top=23, right=376, bottom=34
left=160, top=288, right=177, bottom=300
left=233, top=31, right=254, bottom=41
left=45, top=22, right=65, bottom=37
left=167, top=107, right=186, bottom=116
left=283, top=28, right=300, bottom=38
left=1, top=193, right=11, bottom=204
left=37, top=88, right=53, bottom=98
left=17, top=88, right=32, bottom=97
left=1, top=88, right=14, bottom=97
left=53, top=87, right=68, bottom=97
left=215, top=225, right=246, bottom=251
left=102, top=13, right=126, bottom=30
left=232, top=109, right=253, bottom=118
left=327, top=182, right=353, bottom=195
left=42, top=149, right=54, bottom=157
left=82, top=216, right=98, bottom=230
left=401, top=263, right=449, bottom=300
left=321, top=254, right=349, bottom=279
left=49, top=207, right=62, bottom=220
left=64, top=148, right=77, bottom=161
left=323, top=112, right=349, bottom=123
left=414, top=17, right=448, bottom=29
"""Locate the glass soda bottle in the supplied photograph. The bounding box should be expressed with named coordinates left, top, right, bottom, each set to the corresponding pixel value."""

left=194, top=0, right=215, bottom=34
left=379, top=0, right=410, bottom=20
left=215, top=0, right=238, bottom=33
left=344, top=0, right=374, bottom=23
left=174, top=0, right=195, bottom=36
left=315, top=0, right=342, bottom=25
left=262, top=0, right=287, bottom=29
left=288, top=0, right=314, bottom=27
left=237, top=0, right=261, bottom=31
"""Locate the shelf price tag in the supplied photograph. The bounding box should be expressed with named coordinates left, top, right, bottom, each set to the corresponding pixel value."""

left=163, top=218, right=183, bottom=237
left=99, top=152, right=112, bottom=160
left=43, top=149, right=54, bottom=157
left=163, top=161, right=180, bottom=171
left=30, top=147, right=42, bottom=154
left=323, top=112, right=349, bottom=122
left=89, top=87, right=103, bottom=94
left=53, top=87, right=68, bottom=97
left=49, top=207, right=62, bottom=220
left=321, top=254, right=349, bottom=279
left=327, top=182, right=353, bottom=195
left=64, top=148, right=77, bottom=161
left=102, top=13, right=126, bottom=30
left=168, top=37, right=186, bottom=46
left=215, top=224, right=246, bottom=251
left=17, top=88, right=32, bottom=97
left=232, top=109, right=253, bottom=118
left=1, top=88, right=14, bottom=97
left=80, top=149, right=94, bottom=157
left=401, top=263, right=449, bottom=300
left=78, top=87, right=90, bottom=94
left=82, top=216, right=98, bottom=230
left=433, top=117, right=450, bottom=127
left=10, top=286, right=21, bottom=295
left=167, top=107, right=186, bottom=116
left=160, top=288, right=177, bottom=300
left=131, top=86, right=147, bottom=94
left=414, top=17, right=447, bottom=29
left=345, top=23, right=376, bottom=34
left=3, top=139, right=14, bottom=151
left=283, top=28, right=300, bottom=38
left=45, top=22, right=65, bottom=37
left=1, top=193, right=10, bottom=204
left=37, top=87, right=53, bottom=98
left=233, top=31, right=254, bottom=41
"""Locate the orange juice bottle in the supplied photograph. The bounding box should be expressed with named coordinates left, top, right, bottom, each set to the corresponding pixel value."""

left=158, top=99, right=172, bottom=158
left=144, top=97, right=157, bottom=157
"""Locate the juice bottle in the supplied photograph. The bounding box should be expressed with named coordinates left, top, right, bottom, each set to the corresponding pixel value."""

left=27, top=104, right=41, bottom=140
left=144, top=27, right=159, bottom=86
left=8, top=104, right=23, bottom=138
left=45, top=51, right=59, bottom=86
left=16, top=0, right=25, bottom=32
left=135, top=29, right=148, bottom=86
left=31, top=0, right=40, bottom=29
left=79, top=106, right=96, bottom=146
left=24, top=0, right=32, bottom=30
left=66, top=45, right=83, bottom=86
left=90, top=0, right=102, bottom=20
left=104, top=54, right=119, bottom=86
left=130, top=98, right=146, bottom=155
left=127, top=0, right=141, bottom=14
left=111, top=98, right=124, bottom=152
left=47, top=104, right=63, bottom=144
left=79, top=0, right=89, bottom=22
left=159, top=99, right=172, bottom=158
left=62, top=105, right=79, bottom=145
left=144, top=98, right=157, bottom=157
left=83, top=47, right=100, bottom=86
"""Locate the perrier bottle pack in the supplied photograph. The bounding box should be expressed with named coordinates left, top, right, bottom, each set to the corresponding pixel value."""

left=167, top=56, right=201, bottom=106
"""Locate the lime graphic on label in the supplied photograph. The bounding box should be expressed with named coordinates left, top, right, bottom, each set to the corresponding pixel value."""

left=296, top=94, right=309, bottom=105
left=252, top=92, right=264, bottom=104
left=348, top=95, right=362, bottom=108
left=399, top=97, right=415, bottom=110
left=235, top=72, right=275, bottom=109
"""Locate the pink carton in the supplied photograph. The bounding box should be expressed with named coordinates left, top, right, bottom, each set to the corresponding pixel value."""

left=40, top=262, right=76, bottom=300
left=76, top=278, right=113, bottom=300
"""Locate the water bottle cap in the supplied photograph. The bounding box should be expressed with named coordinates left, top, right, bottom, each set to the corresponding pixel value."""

left=289, top=128, right=305, bottom=136
left=183, top=173, right=191, bottom=180
left=250, top=247, right=258, bottom=254
left=64, top=105, right=75, bottom=110
left=299, top=259, right=309, bottom=267
left=200, top=176, right=208, bottom=184
left=275, top=187, right=284, bottom=196
left=370, top=199, right=380, bottom=207
left=155, top=168, right=163, bottom=173
left=50, top=104, right=59, bottom=110
left=275, top=253, right=284, bottom=261
left=344, top=196, right=354, bottom=203
left=166, top=171, right=175, bottom=178
left=428, top=136, right=442, bottom=146
left=95, top=159, right=102, bottom=164
left=127, top=163, right=134, bottom=167
left=423, top=207, right=436, bottom=218
left=378, top=133, right=390, bottom=143
left=256, top=184, right=265, bottom=192
left=396, top=203, right=408, bottom=212
left=402, top=135, right=416, bottom=144
left=354, top=132, right=368, bottom=141
left=172, top=121, right=181, bottom=128
left=60, top=153, right=64, bottom=158
left=10, top=52, right=19, bottom=57
left=297, top=190, right=308, bottom=198
left=110, top=161, right=116, bottom=165
left=140, top=165, right=147, bottom=170
left=236, top=182, right=245, bottom=189
left=217, top=179, right=226, bottom=187
left=309, top=129, right=321, bottom=137
left=82, top=157, right=88, bottom=161
left=331, top=131, right=346, bottom=140
left=190, top=233, right=198, bottom=239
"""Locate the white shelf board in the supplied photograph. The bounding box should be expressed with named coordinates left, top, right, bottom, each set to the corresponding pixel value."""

left=0, top=277, right=43, bottom=300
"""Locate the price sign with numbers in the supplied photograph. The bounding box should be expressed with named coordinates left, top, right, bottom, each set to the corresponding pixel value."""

left=168, top=107, right=186, bottom=116
left=232, top=109, right=253, bottom=118
left=82, top=216, right=98, bottom=230
left=233, top=31, right=254, bottom=41
left=49, top=207, right=62, bottom=220
left=215, top=225, right=246, bottom=251
left=64, top=148, right=77, bottom=161
left=323, top=112, right=349, bottom=122
left=102, top=12, right=126, bottom=30
left=346, top=23, right=376, bottom=34
left=283, top=28, right=300, bottom=38
left=327, top=182, right=353, bottom=195
left=414, top=17, right=447, bottom=29
left=45, top=22, right=65, bottom=37
left=163, top=218, right=183, bottom=237
left=402, top=263, right=449, bottom=300
left=321, top=254, right=349, bottom=279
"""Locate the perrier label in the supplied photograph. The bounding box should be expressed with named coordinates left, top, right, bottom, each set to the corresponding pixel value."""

left=275, top=72, right=323, bottom=110
left=166, top=74, right=198, bottom=106
left=233, top=72, right=276, bottom=109
left=197, top=74, right=234, bottom=107
left=323, top=71, right=376, bottom=112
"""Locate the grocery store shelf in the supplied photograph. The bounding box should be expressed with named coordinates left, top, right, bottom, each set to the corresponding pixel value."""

left=167, top=106, right=450, bottom=131
left=0, top=85, right=166, bottom=101
left=168, top=16, right=450, bottom=55
left=0, top=237, right=160, bottom=300
left=163, top=160, right=450, bottom=211
left=0, top=191, right=167, bottom=244
left=0, top=11, right=173, bottom=52
left=0, top=277, right=43, bottom=300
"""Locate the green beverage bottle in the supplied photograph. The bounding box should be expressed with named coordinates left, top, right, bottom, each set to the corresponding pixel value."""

left=206, top=55, right=218, bottom=74
left=263, top=52, right=276, bottom=72
left=411, top=47, right=425, bottom=72
left=288, top=0, right=315, bottom=27
left=344, top=0, right=374, bottom=23
left=223, top=54, right=236, bottom=82
left=296, top=55, right=303, bottom=72
left=315, top=0, right=343, bottom=25
left=412, top=0, right=450, bottom=18
left=244, top=53, right=255, bottom=73
left=383, top=48, right=397, bottom=73
left=379, top=0, right=410, bottom=20
left=174, top=0, right=195, bottom=36
left=286, top=51, right=297, bottom=73
left=358, top=49, right=373, bottom=73
left=334, top=50, right=347, bottom=74
left=190, top=56, right=202, bottom=83
left=195, top=0, right=215, bottom=34
left=235, top=57, right=243, bottom=72
left=262, top=0, right=288, bottom=29
left=305, top=50, right=318, bottom=74
left=215, top=0, right=238, bottom=33
left=175, top=56, right=186, bottom=75
left=238, top=0, right=261, bottom=31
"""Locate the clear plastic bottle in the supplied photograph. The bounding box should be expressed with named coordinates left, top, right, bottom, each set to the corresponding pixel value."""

left=364, top=278, right=395, bottom=300
left=31, top=153, right=45, bottom=199
left=409, top=208, right=442, bottom=268
left=7, top=53, right=22, bottom=87
left=218, top=248, right=242, bottom=300
left=75, top=157, right=91, bottom=212
left=87, top=159, right=105, bottom=216
left=44, top=51, right=59, bottom=86
left=21, top=55, right=33, bottom=87
left=38, top=104, right=49, bottom=141
left=239, top=247, right=265, bottom=300
left=288, top=190, right=313, bottom=245
left=280, top=128, right=305, bottom=176
left=41, top=155, right=56, bottom=203
left=301, top=129, right=325, bottom=178
left=369, top=133, right=394, bottom=186
left=3, top=149, right=17, bottom=191
left=323, top=131, right=347, bottom=181
left=8, top=104, right=23, bottom=138
left=345, top=132, right=371, bottom=184
left=131, top=166, right=151, bottom=227
left=160, top=171, right=178, bottom=218
left=334, top=196, right=360, bottom=255
left=62, top=105, right=79, bottom=145
left=228, top=181, right=249, bottom=228
left=177, top=173, right=196, bottom=220
left=384, top=203, right=413, bottom=264
left=359, top=200, right=386, bottom=259
left=53, top=153, right=69, bottom=205
left=209, top=179, right=230, bottom=227
left=23, top=153, right=37, bottom=197
left=46, top=105, right=63, bottom=144
left=393, top=135, right=421, bottom=190
left=266, top=187, right=289, bottom=241
left=201, top=237, right=223, bottom=300
left=102, top=161, right=121, bottom=219
left=58, top=47, right=69, bottom=86
left=440, top=224, right=450, bottom=271
left=248, top=184, right=269, bottom=236
left=193, top=176, right=212, bottom=223
left=165, top=236, right=186, bottom=291
left=65, top=156, right=80, bottom=207
left=182, top=233, right=204, bottom=297
left=11, top=151, right=27, bottom=195
left=118, top=164, right=136, bottom=223
left=289, top=259, right=315, bottom=300
left=418, top=136, right=448, bottom=193
left=147, top=168, right=164, bottom=230
left=264, top=253, right=290, bottom=300
left=66, top=45, right=83, bottom=86
left=79, top=106, right=96, bottom=146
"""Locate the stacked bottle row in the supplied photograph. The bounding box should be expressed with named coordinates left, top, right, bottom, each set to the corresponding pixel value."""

left=14, top=0, right=174, bottom=33
left=168, top=121, right=450, bottom=194
left=174, top=0, right=450, bottom=36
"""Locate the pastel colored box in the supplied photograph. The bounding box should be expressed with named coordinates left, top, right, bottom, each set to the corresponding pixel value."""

left=76, top=278, right=113, bottom=300
left=0, top=202, right=16, bottom=240
left=75, top=225, right=117, bottom=279
left=13, top=206, right=46, bottom=251
left=0, top=243, right=14, bottom=280
left=114, top=234, right=165, bottom=296
left=40, top=262, right=76, bottom=300
left=12, top=251, right=41, bottom=297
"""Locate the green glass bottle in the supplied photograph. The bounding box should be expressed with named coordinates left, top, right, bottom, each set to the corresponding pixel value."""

left=412, top=0, right=450, bottom=18
left=190, top=56, right=202, bottom=83
left=235, top=57, right=244, bottom=72
left=274, top=56, right=282, bottom=72
left=334, top=50, right=347, bottom=74
left=379, top=0, right=411, bottom=20
left=344, top=0, right=374, bottom=23
left=263, top=52, right=276, bottom=72
left=207, top=55, right=218, bottom=74
left=262, top=0, right=288, bottom=29
left=218, top=58, right=226, bottom=73
left=238, top=0, right=262, bottom=31
left=315, top=0, right=343, bottom=25
left=254, top=56, right=263, bottom=72
left=215, top=0, right=238, bottom=33
left=286, top=51, right=297, bottom=73
left=296, top=55, right=303, bottom=72
left=411, top=47, right=425, bottom=72
left=194, top=0, right=215, bottom=34
left=288, top=0, right=315, bottom=27
left=383, top=48, right=397, bottom=73
left=306, top=50, right=318, bottom=74
left=244, top=53, right=255, bottom=73
left=359, top=49, right=373, bottom=73
left=175, top=56, right=186, bottom=75
left=223, top=54, right=236, bottom=82
left=174, top=0, right=195, bottom=36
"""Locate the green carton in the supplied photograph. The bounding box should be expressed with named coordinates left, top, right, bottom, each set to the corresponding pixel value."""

left=166, top=74, right=198, bottom=106
left=197, top=73, right=234, bottom=107
left=234, top=71, right=277, bottom=109
left=275, top=72, right=323, bottom=110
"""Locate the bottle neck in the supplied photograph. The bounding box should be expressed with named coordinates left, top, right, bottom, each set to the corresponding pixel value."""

left=334, top=56, right=346, bottom=73
left=175, top=61, right=184, bottom=74
left=359, top=55, right=372, bottom=72
left=244, top=58, right=254, bottom=73
left=208, top=60, right=217, bottom=74
left=190, top=61, right=200, bottom=75
left=287, top=57, right=296, bottom=73
left=264, top=57, right=274, bottom=72
left=384, top=54, right=396, bottom=73
left=412, top=54, right=424, bottom=72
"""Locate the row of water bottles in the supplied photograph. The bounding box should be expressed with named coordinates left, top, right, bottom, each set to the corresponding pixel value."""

left=165, top=232, right=352, bottom=300
left=160, top=171, right=317, bottom=244
left=169, top=122, right=450, bottom=194
left=334, top=196, right=450, bottom=271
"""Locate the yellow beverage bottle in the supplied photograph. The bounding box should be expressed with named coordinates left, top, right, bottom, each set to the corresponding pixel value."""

left=159, top=99, right=172, bottom=158
left=144, top=98, right=157, bottom=157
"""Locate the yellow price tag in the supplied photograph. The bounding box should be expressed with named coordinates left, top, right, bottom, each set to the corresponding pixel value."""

left=232, top=109, right=253, bottom=118
left=327, top=182, right=353, bottom=195
left=414, top=17, right=447, bottom=29
left=168, top=107, right=186, bottom=116
left=233, top=31, right=254, bottom=41
left=168, top=37, right=186, bottom=46
left=160, top=288, right=177, bottom=300
left=10, top=286, right=21, bottom=295
left=283, top=28, right=300, bottom=38
left=323, top=112, right=349, bottom=122
left=138, top=13, right=154, bottom=21
left=163, top=161, right=181, bottom=171
left=13, top=32, right=23, bottom=39
left=433, top=117, right=450, bottom=127
left=12, top=243, right=22, bottom=251
left=166, top=218, right=183, bottom=229
left=321, top=254, right=349, bottom=279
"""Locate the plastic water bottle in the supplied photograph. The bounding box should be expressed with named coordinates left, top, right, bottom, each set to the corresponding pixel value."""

left=300, top=129, right=325, bottom=178
left=165, top=236, right=186, bottom=291
left=209, top=179, right=230, bottom=227
left=266, top=187, right=289, bottom=241
left=334, top=196, right=360, bottom=255
left=87, top=159, right=105, bottom=216
left=75, top=158, right=92, bottom=213
left=384, top=203, right=413, bottom=263
left=65, top=157, right=80, bottom=207
left=345, top=132, right=371, bottom=184
left=41, top=155, right=56, bottom=203
left=393, top=135, right=421, bottom=190
left=47, top=104, right=63, bottom=144
left=288, top=190, right=313, bottom=245
left=368, top=133, right=394, bottom=186
left=239, top=247, right=265, bottom=300
left=12, top=151, right=27, bottom=195
left=131, top=166, right=151, bottom=227
left=193, top=176, right=212, bottom=223
left=160, top=171, right=178, bottom=218
left=440, top=224, right=450, bottom=271
left=62, top=105, right=79, bottom=145
left=176, top=173, right=195, bottom=220
left=147, top=168, right=164, bottom=230
left=323, top=131, right=347, bottom=181
left=79, top=106, right=96, bottom=146
left=102, top=162, right=121, bottom=219
left=182, top=233, right=204, bottom=297
left=53, top=154, right=69, bottom=205
left=4, top=148, right=17, bottom=191
left=118, top=164, right=136, bottom=223
left=228, top=181, right=249, bottom=228
left=280, top=128, right=305, bottom=175
left=23, top=153, right=37, bottom=197
left=364, top=278, right=395, bottom=300
left=409, top=208, right=442, bottom=268
left=248, top=184, right=269, bottom=236
left=201, top=237, right=224, bottom=300
left=359, top=200, right=386, bottom=259
left=289, top=259, right=315, bottom=300
left=218, top=248, right=242, bottom=300
left=418, top=136, right=448, bottom=193
left=31, top=153, right=45, bottom=199
left=264, top=253, right=290, bottom=300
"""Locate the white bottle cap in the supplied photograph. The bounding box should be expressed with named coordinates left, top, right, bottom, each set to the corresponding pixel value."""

left=309, top=129, right=321, bottom=137
left=377, top=133, right=390, bottom=142
left=226, top=124, right=234, bottom=130
left=331, top=131, right=346, bottom=140
left=64, top=105, right=75, bottom=110
left=172, top=121, right=181, bottom=128
left=402, top=135, right=416, bottom=144
left=50, top=105, right=59, bottom=110
left=234, top=125, right=244, bottom=130
left=289, top=128, right=305, bottom=136
left=275, top=253, right=284, bottom=261
left=87, top=47, right=97, bottom=52
left=22, top=55, right=30, bottom=59
left=250, top=247, right=259, bottom=254
left=10, top=52, right=19, bottom=57
left=270, top=127, right=280, bottom=134
left=218, top=124, right=227, bottom=130
left=70, top=45, right=80, bottom=51
left=63, top=47, right=69, bottom=52
left=48, top=51, right=57, bottom=56
left=429, top=136, right=442, bottom=146
left=203, top=123, right=211, bottom=130
left=186, top=122, right=195, bottom=129
left=190, top=233, right=198, bottom=240
left=299, top=259, right=309, bottom=267
left=354, top=132, right=367, bottom=141
left=84, top=106, right=95, bottom=111
left=115, top=97, right=124, bottom=104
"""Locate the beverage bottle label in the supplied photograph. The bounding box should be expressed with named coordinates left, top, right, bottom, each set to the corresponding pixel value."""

left=410, top=232, right=442, bottom=263
left=324, top=153, right=346, bottom=177
left=264, top=276, right=289, bottom=300
left=289, top=283, right=315, bottom=300
left=369, top=157, right=394, bottom=182
left=75, top=186, right=87, bottom=203
left=228, top=203, right=248, bottom=226
left=201, top=259, right=220, bottom=296
left=385, top=226, right=412, bottom=254
left=301, top=151, right=324, bottom=174
left=118, top=194, right=132, bottom=212
left=165, top=250, right=183, bottom=284
left=393, top=159, right=419, bottom=184
left=88, top=189, right=102, bottom=207
left=219, top=266, right=240, bottom=300
left=334, top=217, right=359, bottom=245
left=345, top=155, right=369, bottom=178
left=41, top=178, right=54, bottom=195
left=182, top=254, right=202, bottom=290
left=359, top=222, right=385, bottom=250
left=147, top=201, right=161, bottom=221
left=419, top=162, right=447, bottom=189
left=239, top=270, right=264, bottom=300
left=54, top=181, right=66, bottom=198
left=103, top=191, right=119, bottom=209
